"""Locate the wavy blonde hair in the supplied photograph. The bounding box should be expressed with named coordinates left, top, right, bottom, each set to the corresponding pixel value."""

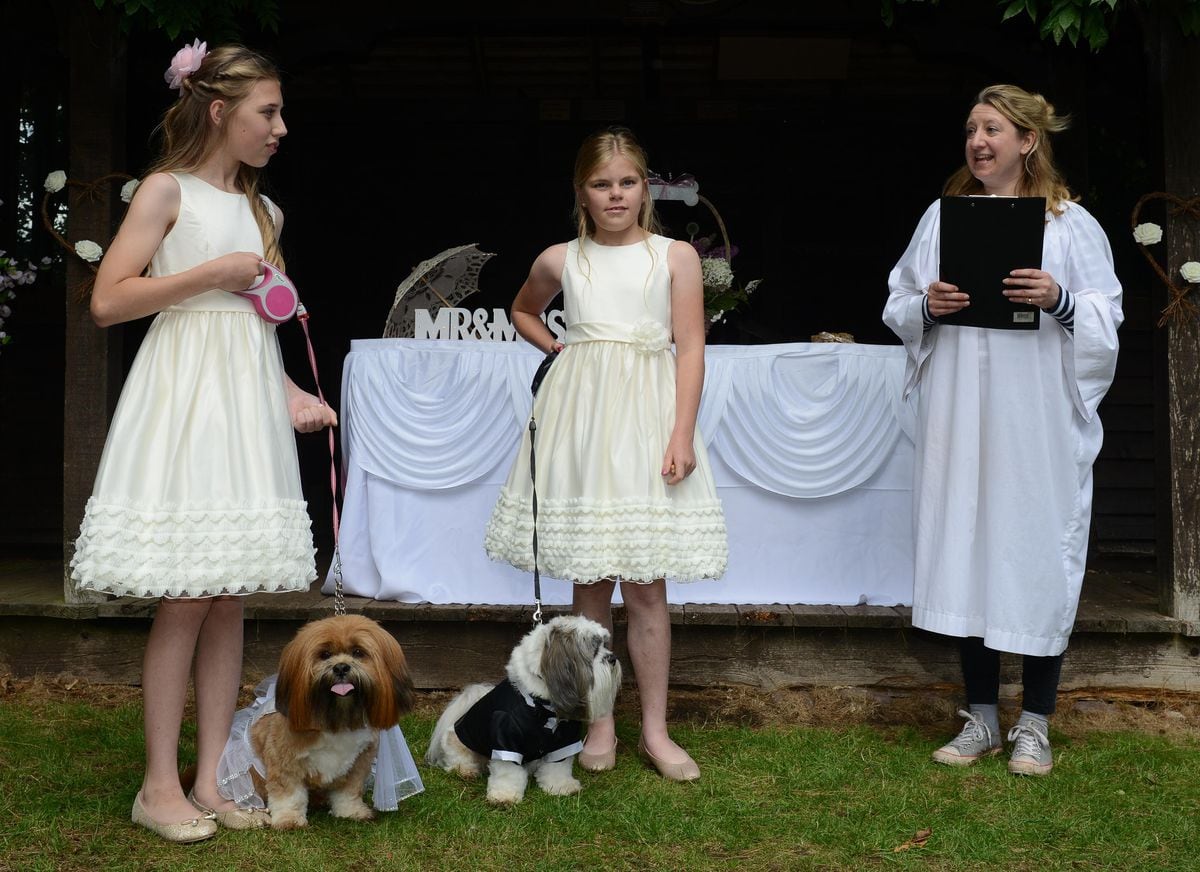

left=944, top=84, right=1077, bottom=216
left=146, top=44, right=285, bottom=267
left=572, top=126, right=661, bottom=241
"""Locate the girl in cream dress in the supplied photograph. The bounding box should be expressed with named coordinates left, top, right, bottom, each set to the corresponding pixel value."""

left=485, top=127, right=727, bottom=782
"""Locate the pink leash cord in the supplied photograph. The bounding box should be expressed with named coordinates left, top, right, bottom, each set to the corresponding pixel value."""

left=296, top=302, right=345, bottom=614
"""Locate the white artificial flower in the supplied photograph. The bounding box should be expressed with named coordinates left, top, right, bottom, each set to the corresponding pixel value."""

left=629, top=318, right=671, bottom=354
left=1132, top=222, right=1163, bottom=246
left=120, top=179, right=140, bottom=203
left=1180, top=261, right=1200, bottom=284
left=701, top=256, right=734, bottom=290
left=0, top=305, right=10, bottom=317
left=74, top=240, right=103, bottom=262
left=710, top=309, right=724, bottom=323
left=44, top=170, right=67, bottom=193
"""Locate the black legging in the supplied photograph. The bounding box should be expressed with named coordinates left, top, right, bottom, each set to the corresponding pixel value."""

left=959, top=636, right=1064, bottom=716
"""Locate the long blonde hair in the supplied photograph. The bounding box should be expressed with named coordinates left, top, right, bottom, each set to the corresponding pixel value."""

left=572, top=126, right=661, bottom=241
left=944, top=84, right=1077, bottom=216
left=146, top=44, right=285, bottom=267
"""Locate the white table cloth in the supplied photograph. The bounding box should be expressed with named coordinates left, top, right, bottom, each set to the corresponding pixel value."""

left=323, top=339, right=916, bottom=605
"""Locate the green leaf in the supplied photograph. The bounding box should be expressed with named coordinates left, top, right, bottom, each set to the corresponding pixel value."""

left=1001, top=0, right=1026, bottom=22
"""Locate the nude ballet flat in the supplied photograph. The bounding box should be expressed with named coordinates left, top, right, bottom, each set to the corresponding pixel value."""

left=577, top=738, right=618, bottom=772
left=187, top=790, right=270, bottom=830
left=131, top=792, right=217, bottom=843
left=637, top=737, right=700, bottom=782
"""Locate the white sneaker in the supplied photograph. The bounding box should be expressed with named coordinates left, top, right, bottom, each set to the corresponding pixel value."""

left=1007, top=719, right=1053, bottom=776
left=932, top=709, right=1002, bottom=766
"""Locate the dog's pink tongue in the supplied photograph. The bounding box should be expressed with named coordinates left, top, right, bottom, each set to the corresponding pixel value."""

left=331, top=683, right=355, bottom=696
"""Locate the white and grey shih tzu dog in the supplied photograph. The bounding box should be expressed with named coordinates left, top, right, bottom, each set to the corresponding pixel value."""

left=426, top=614, right=622, bottom=804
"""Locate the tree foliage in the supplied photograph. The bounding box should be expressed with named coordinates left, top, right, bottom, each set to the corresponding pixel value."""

left=92, top=0, right=280, bottom=40
left=881, top=0, right=1200, bottom=51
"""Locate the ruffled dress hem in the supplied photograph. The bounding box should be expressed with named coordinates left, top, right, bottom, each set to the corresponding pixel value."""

left=484, top=488, right=728, bottom=583
left=71, top=496, right=317, bottom=599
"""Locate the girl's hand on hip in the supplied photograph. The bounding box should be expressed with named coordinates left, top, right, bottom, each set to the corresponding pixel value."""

left=1003, top=269, right=1060, bottom=310
left=926, top=280, right=969, bottom=317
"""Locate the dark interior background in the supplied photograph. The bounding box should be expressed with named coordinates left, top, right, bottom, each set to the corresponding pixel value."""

left=1, top=0, right=1160, bottom=562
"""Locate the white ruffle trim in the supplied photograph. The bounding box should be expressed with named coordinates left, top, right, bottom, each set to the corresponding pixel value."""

left=217, top=676, right=424, bottom=812
left=70, top=496, right=317, bottom=598
left=483, top=490, right=728, bottom=583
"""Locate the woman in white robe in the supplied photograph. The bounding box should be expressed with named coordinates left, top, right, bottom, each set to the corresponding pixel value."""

left=883, top=84, right=1122, bottom=776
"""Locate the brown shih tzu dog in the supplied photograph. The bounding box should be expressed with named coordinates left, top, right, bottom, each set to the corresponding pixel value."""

left=248, top=614, right=414, bottom=829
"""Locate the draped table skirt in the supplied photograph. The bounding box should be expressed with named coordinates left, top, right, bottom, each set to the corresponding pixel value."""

left=323, top=339, right=916, bottom=606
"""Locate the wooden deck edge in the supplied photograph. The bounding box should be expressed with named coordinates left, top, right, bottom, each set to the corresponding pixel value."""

left=4, top=613, right=1198, bottom=693
left=1, top=597, right=1191, bottom=635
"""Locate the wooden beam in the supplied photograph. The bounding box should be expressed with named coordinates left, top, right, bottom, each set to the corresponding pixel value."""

left=4, top=615, right=1197, bottom=692
left=61, top=4, right=125, bottom=603
left=1155, top=16, right=1200, bottom=623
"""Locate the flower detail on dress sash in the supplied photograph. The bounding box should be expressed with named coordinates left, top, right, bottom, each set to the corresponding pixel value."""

left=165, top=39, right=208, bottom=90
left=629, top=318, right=671, bottom=354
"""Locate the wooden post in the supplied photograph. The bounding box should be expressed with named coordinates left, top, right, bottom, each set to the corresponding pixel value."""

left=1155, top=18, right=1200, bottom=623
left=62, top=4, right=125, bottom=602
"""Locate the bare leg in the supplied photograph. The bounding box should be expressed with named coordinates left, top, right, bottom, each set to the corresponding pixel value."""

left=573, top=579, right=616, bottom=753
left=139, top=597, right=213, bottom=823
left=188, top=596, right=245, bottom=813
left=620, top=579, right=690, bottom=764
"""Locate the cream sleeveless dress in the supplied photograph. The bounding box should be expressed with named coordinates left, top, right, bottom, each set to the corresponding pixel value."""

left=71, top=172, right=316, bottom=598
left=484, top=234, right=728, bottom=584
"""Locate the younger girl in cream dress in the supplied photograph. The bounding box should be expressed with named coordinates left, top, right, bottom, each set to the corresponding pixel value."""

left=485, top=126, right=727, bottom=781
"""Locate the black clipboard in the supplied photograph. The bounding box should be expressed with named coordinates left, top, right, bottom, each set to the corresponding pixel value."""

left=938, top=196, right=1046, bottom=330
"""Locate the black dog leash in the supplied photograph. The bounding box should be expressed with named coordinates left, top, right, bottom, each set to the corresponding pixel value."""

left=528, top=349, right=559, bottom=625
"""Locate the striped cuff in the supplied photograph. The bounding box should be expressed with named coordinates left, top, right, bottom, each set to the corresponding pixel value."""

left=922, top=295, right=936, bottom=330
left=1048, top=286, right=1074, bottom=334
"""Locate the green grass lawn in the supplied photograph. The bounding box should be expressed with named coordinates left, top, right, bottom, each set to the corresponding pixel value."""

left=1, top=682, right=1197, bottom=872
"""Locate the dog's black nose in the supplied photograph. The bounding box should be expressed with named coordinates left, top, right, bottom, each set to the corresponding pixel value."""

left=333, top=662, right=351, bottom=678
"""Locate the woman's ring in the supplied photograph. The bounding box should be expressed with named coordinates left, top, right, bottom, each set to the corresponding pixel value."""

left=1027, top=296, right=1033, bottom=304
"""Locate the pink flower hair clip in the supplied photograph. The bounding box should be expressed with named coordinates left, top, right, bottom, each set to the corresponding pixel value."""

left=164, top=38, right=208, bottom=90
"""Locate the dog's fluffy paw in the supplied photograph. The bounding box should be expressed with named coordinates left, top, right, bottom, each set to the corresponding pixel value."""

left=485, top=784, right=525, bottom=805
left=329, top=797, right=374, bottom=821
left=539, top=775, right=582, bottom=796
left=269, top=812, right=307, bottom=830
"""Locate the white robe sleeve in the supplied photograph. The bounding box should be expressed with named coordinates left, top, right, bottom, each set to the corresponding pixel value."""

left=882, top=200, right=941, bottom=398
left=1055, top=203, right=1123, bottom=422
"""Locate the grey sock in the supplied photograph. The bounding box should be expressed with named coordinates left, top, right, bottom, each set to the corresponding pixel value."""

left=968, top=703, right=1001, bottom=740
left=1018, top=710, right=1049, bottom=731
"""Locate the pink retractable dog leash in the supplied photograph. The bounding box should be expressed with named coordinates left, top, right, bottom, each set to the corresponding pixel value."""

left=239, top=262, right=346, bottom=613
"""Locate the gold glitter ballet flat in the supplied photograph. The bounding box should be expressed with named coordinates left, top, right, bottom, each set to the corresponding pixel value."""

left=131, top=792, right=218, bottom=843
left=187, top=789, right=271, bottom=830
